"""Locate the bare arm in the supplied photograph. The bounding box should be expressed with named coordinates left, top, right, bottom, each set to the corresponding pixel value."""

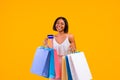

left=68, top=34, right=76, bottom=52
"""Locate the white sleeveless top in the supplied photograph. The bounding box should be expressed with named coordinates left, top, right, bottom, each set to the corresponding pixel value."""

left=53, top=36, right=70, bottom=56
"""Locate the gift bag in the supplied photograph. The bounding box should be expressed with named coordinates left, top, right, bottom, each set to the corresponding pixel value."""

left=61, top=56, right=68, bottom=80
left=30, top=46, right=50, bottom=77
left=41, top=48, right=51, bottom=78
left=30, top=46, right=55, bottom=78
left=69, top=52, right=92, bottom=80
left=49, top=48, right=55, bottom=78
left=67, top=55, right=77, bottom=80
left=65, top=56, right=72, bottom=80
left=54, top=49, right=61, bottom=79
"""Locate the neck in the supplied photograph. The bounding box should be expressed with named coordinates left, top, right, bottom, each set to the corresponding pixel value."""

left=58, top=31, right=65, bottom=35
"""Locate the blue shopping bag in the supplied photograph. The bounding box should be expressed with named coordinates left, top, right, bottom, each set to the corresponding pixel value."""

left=48, top=48, right=55, bottom=78
left=41, top=48, right=51, bottom=78
left=65, top=56, right=72, bottom=80
left=30, top=46, right=50, bottom=77
left=42, top=48, right=55, bottom=78
left=31, top=46, right=55, bottom=78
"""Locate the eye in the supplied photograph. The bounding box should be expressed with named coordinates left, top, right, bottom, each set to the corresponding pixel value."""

left=56, top=21, right=59, bottom=23
left=61, top=22, right=65, bottom=25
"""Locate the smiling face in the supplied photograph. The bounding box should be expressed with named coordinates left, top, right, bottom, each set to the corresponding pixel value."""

left=53, top=17, right=68, bottom=33
left=55, top=19, right=65, bottom=33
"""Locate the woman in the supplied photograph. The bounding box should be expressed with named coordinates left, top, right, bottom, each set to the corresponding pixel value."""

left=43, top=17, right=76, bottom=80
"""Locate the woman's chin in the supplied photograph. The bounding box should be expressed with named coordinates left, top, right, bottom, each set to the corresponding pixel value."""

left=58, top=31, right=64, bottom=33
left=57, top=29, right=61, bottom=32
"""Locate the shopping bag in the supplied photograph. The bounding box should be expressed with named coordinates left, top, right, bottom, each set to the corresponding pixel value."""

left=30, top=46, right=50, bottom=77
left=54, top=49, right=61, bottom=79
left=42, top=48, right=55, bottom=78
left=31, top=47, right=55, bottom=78
left=49, top=48, right=55, bottom=78
left=65, top=56, right=72, bottom=80
left=69, top=52, right=92, bottom=80
left=41, top=49, right=50, bottom=78
left=67, top=55, right=77, bottom=80
left=61, top=56, right=68, bottom=80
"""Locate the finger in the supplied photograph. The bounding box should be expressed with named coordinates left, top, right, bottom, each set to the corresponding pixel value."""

left=71, top=47, right=76, bottom=53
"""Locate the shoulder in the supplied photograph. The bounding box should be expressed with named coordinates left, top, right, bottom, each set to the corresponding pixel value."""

left=54, top=34, right=59, bottom=38
left=67, top=33, right=75, bottom=43
left=67, top=33, right=74, bottom=39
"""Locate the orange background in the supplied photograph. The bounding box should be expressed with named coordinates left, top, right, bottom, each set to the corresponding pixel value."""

left=0, top=0, right=120, bottom=80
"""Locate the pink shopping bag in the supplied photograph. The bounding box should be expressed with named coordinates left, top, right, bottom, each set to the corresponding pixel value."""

left=54, top=49, right=61, bottom=79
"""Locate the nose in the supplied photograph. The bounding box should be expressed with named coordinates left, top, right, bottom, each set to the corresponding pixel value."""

left=58, top=25, right=61, bottom=27
left=59, top=23, right=63, bottom=26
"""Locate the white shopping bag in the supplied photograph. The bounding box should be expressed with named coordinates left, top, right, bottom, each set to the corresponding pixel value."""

left=68, top=52, right=92, bottom=80
left=67, top=55, right=78, bottom=80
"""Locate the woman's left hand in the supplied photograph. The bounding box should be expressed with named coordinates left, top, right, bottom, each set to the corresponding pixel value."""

left=69, top=44, right=76, bottom=53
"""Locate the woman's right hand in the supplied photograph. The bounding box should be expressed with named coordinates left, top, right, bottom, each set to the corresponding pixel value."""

left=43, top=38, right=48, bottom=47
